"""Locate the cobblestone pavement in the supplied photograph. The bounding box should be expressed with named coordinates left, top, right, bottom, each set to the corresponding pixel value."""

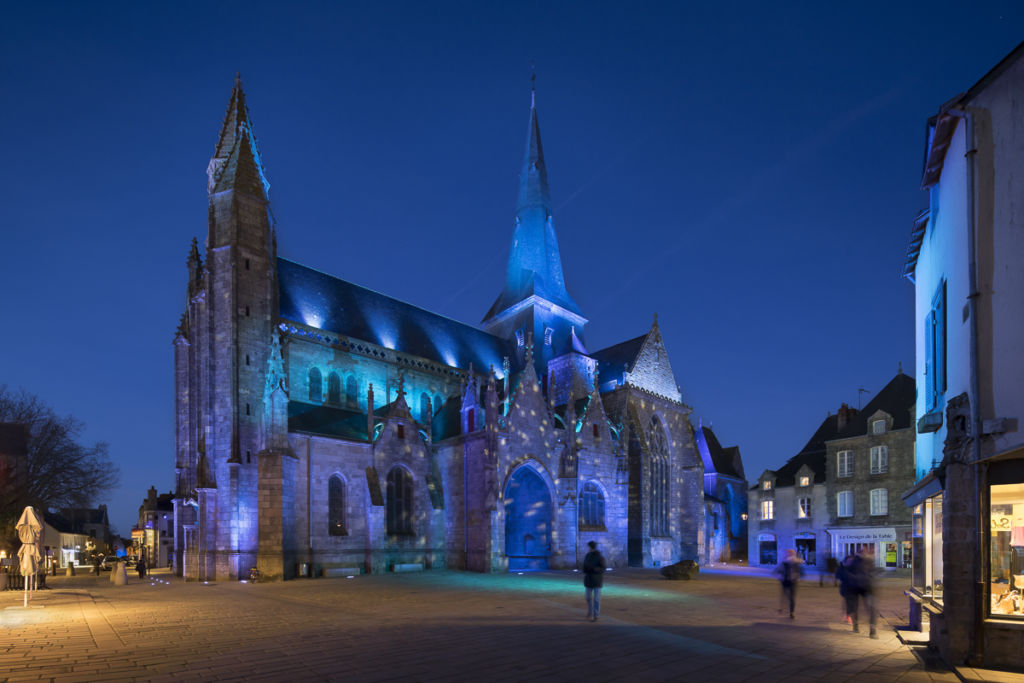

left=0, top=566, right=958, bottom=682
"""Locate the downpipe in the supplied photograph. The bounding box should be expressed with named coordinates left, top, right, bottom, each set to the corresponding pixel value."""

left=947, top=107, right=984, bottom=666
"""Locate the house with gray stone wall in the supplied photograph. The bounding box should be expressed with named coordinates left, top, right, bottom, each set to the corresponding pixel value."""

left=172, top=77, right=705, bottom=582
left=824, top=372, right=915, bottom=571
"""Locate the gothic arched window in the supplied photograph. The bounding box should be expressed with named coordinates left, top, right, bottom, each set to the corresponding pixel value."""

left=579, top=482, right=605, bottom=530
left=327, top=372, right=342, bottom=405
left=433, top=394, right=443, bottom=414
left=345, top=375, right=359, bottom=407
left=648, top=415, right=669, bottom=536
left=386, top=466, right=413, bottom=535
left=328, top=475, right=346, bottom=536
left=420, top=393, right=431, bottom=424
left=308, top=367, right=323, bottom=403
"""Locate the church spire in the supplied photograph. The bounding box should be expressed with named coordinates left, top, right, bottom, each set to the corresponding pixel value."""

left=483, top=81, right=582, bottom=326
left=207, top=73, right=270, bottom=200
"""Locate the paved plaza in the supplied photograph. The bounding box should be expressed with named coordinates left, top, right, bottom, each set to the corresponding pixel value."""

left=0, top=565, right=965, bottom=682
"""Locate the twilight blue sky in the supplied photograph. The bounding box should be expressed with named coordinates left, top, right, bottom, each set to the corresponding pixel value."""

left=2, top=2, right=1022, bottom=536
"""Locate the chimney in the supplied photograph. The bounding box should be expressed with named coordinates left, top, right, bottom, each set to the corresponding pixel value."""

left=837, top=403, right=857, bottom=430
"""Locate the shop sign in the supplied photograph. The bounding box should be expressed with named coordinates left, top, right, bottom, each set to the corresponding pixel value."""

left=831, top=528, right=896, bottom=542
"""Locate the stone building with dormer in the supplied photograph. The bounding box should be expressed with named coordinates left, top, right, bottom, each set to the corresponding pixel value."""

left=172, top=77, right=705, bottom=581
left=824, top=372, right=915, bottom=569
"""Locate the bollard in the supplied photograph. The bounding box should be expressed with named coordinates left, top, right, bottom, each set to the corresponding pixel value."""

left=113, top=563, right=127, bottom=586
left=66, top=564, right=75, bottom=577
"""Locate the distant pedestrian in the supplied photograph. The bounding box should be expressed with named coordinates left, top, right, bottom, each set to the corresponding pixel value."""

left=136, top=557, right=147, bottom=579
left=776, top=548, right=804, bottom=619
left=848, top=547, right=878, bottom=638
left=582, top=541, right=606, bottom=622
left=836, top=554, right=857, bottom=624
left=825, top=555, right=839, bottom=587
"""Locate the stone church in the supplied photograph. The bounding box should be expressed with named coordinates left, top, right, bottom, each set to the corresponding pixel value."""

left=172, top=77, right=707, bottom=581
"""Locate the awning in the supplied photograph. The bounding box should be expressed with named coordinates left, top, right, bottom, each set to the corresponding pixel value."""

left=902, top=469, right=945, bottom=508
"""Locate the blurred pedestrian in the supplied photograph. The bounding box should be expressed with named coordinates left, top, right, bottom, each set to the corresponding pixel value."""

left=836, top=554, right=856, bottom=624
left=849, top=547, right=878, bottom=638
left=136, top=556, right=147, bottom=579
left=582, top=541, right=606, bottom=622
left=825, top=555, right=839, bottom=587
left=777, top=548, right=804, bottom=619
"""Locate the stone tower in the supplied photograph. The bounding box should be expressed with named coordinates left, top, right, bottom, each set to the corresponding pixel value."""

left=174, top=75, right=278, bottom=581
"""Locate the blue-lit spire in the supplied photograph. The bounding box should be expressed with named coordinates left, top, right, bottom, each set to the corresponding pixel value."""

left=483, top=84, right=582, bottom=324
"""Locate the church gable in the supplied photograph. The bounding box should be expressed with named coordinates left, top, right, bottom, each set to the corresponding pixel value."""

left=622, top=321, right=682, bottom=403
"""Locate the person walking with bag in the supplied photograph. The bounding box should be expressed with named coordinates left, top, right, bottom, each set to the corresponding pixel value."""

left=582, top=541, right=606, bottom=622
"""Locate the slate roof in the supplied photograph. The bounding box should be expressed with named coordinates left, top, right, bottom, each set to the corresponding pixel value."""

left=832, top=372, right=915, bottom=440
left=591, top=334, right=646, bottom=387
left=288, top=401, right=368, bottom=441
left=278, top=259, right=515, bottom=375
left=756, top=413, right=842, bottom=489
left=695, top=425, right=745, bottom=480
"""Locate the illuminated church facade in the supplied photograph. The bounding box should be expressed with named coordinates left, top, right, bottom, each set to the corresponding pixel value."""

left=172, top=78, right=707, bottom=581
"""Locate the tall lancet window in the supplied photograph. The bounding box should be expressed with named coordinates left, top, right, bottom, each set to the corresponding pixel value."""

left=648, top=415, right=670, bottom=536
left=308, top=367, right=323, bottom=403
left=328, top=475, right=346, bottom=536
left=345, top=375, right=359, bottom=407
left=386, top=466, right=414, bottom=535
left=327, top=372, right=342, bottom=405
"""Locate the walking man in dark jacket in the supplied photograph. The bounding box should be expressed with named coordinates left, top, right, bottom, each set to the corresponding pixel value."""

left=582, top=541, right=606, bottom=622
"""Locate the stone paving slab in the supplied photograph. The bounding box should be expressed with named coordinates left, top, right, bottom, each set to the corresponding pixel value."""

left=0, top=567, right=960, bottom=682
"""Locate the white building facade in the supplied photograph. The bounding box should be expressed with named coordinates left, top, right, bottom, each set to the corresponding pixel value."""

left=903, top=42, right=1024, bottom=669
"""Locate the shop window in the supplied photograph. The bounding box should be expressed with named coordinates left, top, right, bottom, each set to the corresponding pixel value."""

left=758, top=536, right=777, bottom=565
left=869, top=488, right=888, bottom=516
left=837, top=450, right=854, bottom=478
left=837, top=490, right=854, bottom=517
left=797, top=497, right=811, bottom=519
left=989, top=483, right=1024, bottom=617
left=870, top=446, right=888, bottom=474
left=579, top=482, right=605, bottom=530
left=761, top=499, right=774, bottom=520
left=929, top=495, right=944, bottom=601
left=795, top=537, right=816, bottom=566
left=328, top=475, right=346, bottom=536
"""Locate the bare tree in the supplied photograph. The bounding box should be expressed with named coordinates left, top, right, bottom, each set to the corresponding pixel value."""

left=0, top=386, right=119, bottom=549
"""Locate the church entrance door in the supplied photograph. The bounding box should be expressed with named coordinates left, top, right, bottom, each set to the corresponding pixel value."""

left=504, top=465, right=552, bottom=571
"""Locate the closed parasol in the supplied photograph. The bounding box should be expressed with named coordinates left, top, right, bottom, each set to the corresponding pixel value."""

left=16, top=506, right=45, bottom=606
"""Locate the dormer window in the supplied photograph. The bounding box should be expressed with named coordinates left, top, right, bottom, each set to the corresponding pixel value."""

left=871, top=419, right=886, bottom=435
left=763, top=481, right=772, bottom=491
left=799, top=476, right=810, bottom=487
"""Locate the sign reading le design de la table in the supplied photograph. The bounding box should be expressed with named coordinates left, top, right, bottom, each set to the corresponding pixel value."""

left=829, top=528, right=897, bottom=542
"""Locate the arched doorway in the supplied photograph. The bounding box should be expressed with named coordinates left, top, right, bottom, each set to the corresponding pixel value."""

left=504, top=465, right=552, bottom=571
